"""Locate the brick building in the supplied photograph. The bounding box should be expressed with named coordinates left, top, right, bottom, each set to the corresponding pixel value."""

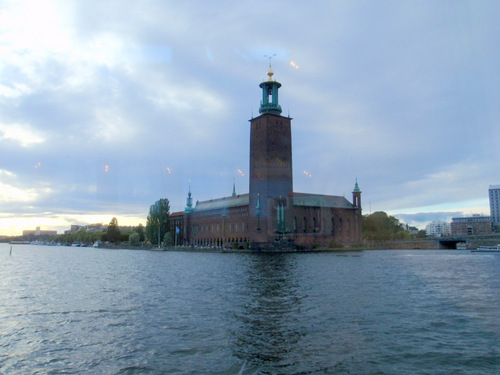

left=170, top=68, right=362, bottom=249
left=451, top=215, right=491, bottom=236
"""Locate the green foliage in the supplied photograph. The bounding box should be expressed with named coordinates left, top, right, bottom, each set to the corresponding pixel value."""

left=146, top=198, right=170, bottom=245
left=415, top=230, right=428, bottom=238
left=362, top=211, right=411, bottom=241
left=53, top=229, right=104, bottom=245
left=163, top=232, right=173, bottom=248
left=129, top=232, right=140, bottom=246
left=135, top=223, right=145, bottom=242
left=106, top=217, right=121, bottom=243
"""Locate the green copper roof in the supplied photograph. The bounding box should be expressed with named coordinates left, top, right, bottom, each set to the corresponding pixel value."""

left=293, top=193, right=355, bottom=209
left=184, top=187, right=193, bottom=212
left=192, top=194, right=249, bottom=212
left=353, top=179, right=361, bottom=193
left=259, top=68, right=282, bottom=115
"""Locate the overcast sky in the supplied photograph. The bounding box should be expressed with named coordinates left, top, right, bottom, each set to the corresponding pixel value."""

left=1, top=0, right=499, bottom=235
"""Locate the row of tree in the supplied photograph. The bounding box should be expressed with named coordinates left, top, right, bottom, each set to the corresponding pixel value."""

left=47, top=198, right=173, bottom=247
left=362, top=211, right=426, bottom=241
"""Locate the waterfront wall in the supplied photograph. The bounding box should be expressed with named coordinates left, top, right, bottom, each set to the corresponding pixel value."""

left=366, top=239, right=440, bottom=250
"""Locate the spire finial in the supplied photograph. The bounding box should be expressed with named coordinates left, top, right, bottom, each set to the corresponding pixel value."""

left=264, top=53, right=276, bottom=81
left=232, top=178, right=236, bottom=197
left=264, top=53, right=276, bottom=69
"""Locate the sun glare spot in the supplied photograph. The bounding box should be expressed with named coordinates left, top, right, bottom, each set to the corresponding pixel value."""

left=34, top=162, right=41, bottom=169
left=104, top=165, right=110, bottom=172
left=237, top=169, right=245, bottom=177
left=290, top=61, right=299, bottom=69
left=303, top=170, right=312, bottom=178
left=166, top=167, right=173, bottom=174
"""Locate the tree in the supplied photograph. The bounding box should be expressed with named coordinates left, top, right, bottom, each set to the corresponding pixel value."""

left=362, top=211, right=411, bottom=241
left=135, top=223, right=145, bottom=242
left=107, top=217, right=121, bottom=243
left=163, top=232, right=173, bottom=248
left=146, top=198, right=170, bottom=246
left=129, top=232, right=140, bottom=246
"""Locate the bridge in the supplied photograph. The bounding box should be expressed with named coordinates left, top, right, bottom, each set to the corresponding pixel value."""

left=437, top=234, right=500, bottom=249
left=436, top=238, right=467, bottom=249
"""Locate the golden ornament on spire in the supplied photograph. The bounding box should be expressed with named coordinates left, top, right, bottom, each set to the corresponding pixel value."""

left=267, top=68, right=274, bottom=81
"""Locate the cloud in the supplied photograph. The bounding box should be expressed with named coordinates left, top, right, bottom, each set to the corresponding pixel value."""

left=0, top=123, right=45, bottom=147
left=1, top=0, right=499, bottom=235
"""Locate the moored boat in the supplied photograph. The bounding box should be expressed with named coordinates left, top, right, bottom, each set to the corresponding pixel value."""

left=471, top=244, right=500, bottom=252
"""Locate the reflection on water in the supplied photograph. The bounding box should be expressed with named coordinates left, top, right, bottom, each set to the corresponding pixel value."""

left=233, top=254, right=304, bottom=369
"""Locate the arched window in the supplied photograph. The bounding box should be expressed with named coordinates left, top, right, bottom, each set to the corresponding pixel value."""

left=303, top=217, right=307, bottom=233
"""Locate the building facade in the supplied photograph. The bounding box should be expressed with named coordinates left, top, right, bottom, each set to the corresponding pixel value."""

left=489, top=185, right=500, bottom=229
left=451, top=215, right=491, bottom=236
left=169, top=68, right=362, bottom=249
left=425, top=221, right=451, bottom=237
left=23, top=226, right=58, bottom=237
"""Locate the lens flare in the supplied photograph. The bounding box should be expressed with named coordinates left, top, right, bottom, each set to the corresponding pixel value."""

left=104, top=165, right=109, bottom=172
left=303, top=170, right=312, bottom=177
left=290, top=61, right=299, bottom=69
left=237, top=169, right=245, bottom=176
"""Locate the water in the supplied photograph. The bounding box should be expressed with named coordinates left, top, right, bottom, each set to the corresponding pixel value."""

left=1, top=244, right=499, bottom=374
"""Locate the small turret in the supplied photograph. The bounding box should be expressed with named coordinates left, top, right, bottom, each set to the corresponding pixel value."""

left=185, top=187, right=193, bottom=213
left=259, top=66, right=282, bottom=115
left=352, top=179, right=362, bottom=209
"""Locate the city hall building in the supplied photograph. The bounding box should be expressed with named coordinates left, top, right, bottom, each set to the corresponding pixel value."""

left=170, top=68, right=362, bottom=249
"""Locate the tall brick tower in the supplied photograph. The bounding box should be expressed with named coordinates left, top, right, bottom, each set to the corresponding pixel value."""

left=248, top=68, right=293, bottom=244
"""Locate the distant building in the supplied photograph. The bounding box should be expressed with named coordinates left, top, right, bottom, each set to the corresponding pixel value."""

left=489, top=185, right=500, bottom=229
left=169, top=68, right=362, bottom=249
left=23, top=226, right=57, bottom=237
left=64, top=223, right=133, bottom=234
left=425, top=221, right=451, bottom=237
left=65, top=225, right=83, bottom=234
left=451, top=215, right=491, bottom=236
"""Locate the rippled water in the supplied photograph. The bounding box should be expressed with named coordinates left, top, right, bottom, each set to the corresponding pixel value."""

left=1, top=244, right=499, bottom=374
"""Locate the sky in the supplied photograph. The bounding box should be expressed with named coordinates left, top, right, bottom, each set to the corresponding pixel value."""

left=1, top=0, right=499, bottom=235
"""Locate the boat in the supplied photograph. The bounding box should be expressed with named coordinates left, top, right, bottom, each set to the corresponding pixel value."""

left=471, top=244, right=500, bottom=253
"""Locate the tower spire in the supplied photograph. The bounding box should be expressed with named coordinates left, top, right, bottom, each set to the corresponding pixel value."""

left=259, top=58, right=282, bottom=115
left=232, top=178, right=236, bottom=197
left=352, top=179, right=362, bottom=209
left=185, top=186, right=193, bottom=212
